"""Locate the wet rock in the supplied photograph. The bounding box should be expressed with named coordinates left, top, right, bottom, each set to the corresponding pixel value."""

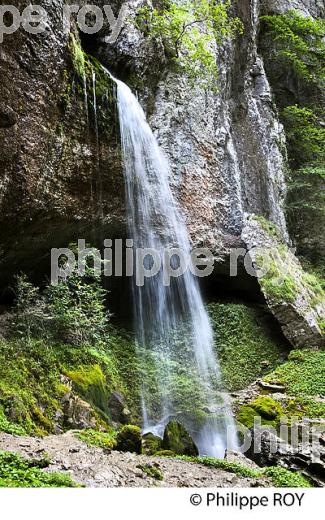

left=245, top=424, right=325, bottom=486
left=242, top=215, right=325, bottom=348
left=162, top=420, right=199, bottom=457
left=116, top=425, right=142, bottom=454
left=258, top=381, right=286, bottom=393
left=142, top=432, right=163, bottom=455
left=108, top=391, right=131, bottom=424
left=59, top=377, right=97, bottom=430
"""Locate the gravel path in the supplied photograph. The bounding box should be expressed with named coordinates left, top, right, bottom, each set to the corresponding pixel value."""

left=0, top=432, right=266, bottom=488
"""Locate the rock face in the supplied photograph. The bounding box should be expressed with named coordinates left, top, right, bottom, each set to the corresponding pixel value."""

left=241, top=216, right=325, bottom=348
left=246, top=424, right=325, bottom=486
left=0, top=0, right=123, bottom=287
left=131, top=0, right=289, bottom=255
left=162, top=421, right=199, bottom=456
left=0, top=0, right=323, bottom=344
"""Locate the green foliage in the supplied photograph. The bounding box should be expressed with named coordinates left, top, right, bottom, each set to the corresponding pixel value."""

left=75, top=428, right=117, bottom=449
left=176, top=455, right=263, bottom=478
left=237, top=350, right=325, bottom=431
left=282, top=105, right=325, bottom=214
left=10, top=274, right=48, bottom=340
left=68, top=33, right=86, bottom=79
left=172, top=456, right=312, bottom=486
left=0, top=338, right=61, bottom=436
left=0, top=332, right=135, bottom=435
left=0, top=451, right=80, bottom=488
left=11, top=271, right=110, bottom=347
left=252, top=216, right=282, bottom=239
left=264, top=349, right=325, bottom=397
left=154, top=450, right=176, bottom=457
left=142, top=433, right=163, bottom=455
left=208, top=303, right=287, bottom=391
left=137, top=463, right=164, bottom=481
left=162, top=420, right=198, bottom=456
left=260, top=10, right=325, bottom=86
left=237, top=397, right=284, bottom=429
left=260, top=10, right=325, bottom=221
left=282, top=105, right=324, bottom=167
left=259, top=263, right=298, bottom=303
left=116, top=425, right=142, bottom=454
left=137, top=0, right=243, bottom=89
left=264, top=467, right=312, bottom=488
left=0, top=409, right=26, bottom=436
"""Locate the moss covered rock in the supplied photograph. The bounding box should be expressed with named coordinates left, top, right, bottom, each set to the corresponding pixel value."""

left=142, top=433, right=163, bottom=455
left=116, top=425, right=142, bottom=454
left=208, top=303, right=288, bottom=392
left=237, top=396, right=284, bottom=429
left=162, top=421, right=198, bottom=456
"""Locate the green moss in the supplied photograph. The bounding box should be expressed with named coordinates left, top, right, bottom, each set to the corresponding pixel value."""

left=116, top=425, right=142, bottom=454
left=137, top=464, right=164, bottom=481
left=264, top=349, right=325, bottom=398
left=252, top=216, right=282, bottom=239
left=264, top=467, right=312, bottom=488
left=0, top=451, right=80, bottom=488
left=258, top=258, right=298, bottom=303
left=237, top=397, right=284, bottom=429
left=154, top=450, right=176, bottom=457
left=142, top=433, right=162, bottom=455
left=162, top=420, right=198, bottom=456
left=75, top=428, right=117, bottom=449
left=0, top=333, right=140, bottom=436
left=68, top=33, right=86, bottom=80
left=208, top=303, right=287, bottom=392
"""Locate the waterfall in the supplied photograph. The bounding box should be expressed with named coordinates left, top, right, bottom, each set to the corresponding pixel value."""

left=92, top=71, right=103, bottom=216
left=107, top=70, right=238, bottom=457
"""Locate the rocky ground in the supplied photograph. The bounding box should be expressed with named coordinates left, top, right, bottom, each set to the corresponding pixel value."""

left=0, top=432, right=265, bottom=488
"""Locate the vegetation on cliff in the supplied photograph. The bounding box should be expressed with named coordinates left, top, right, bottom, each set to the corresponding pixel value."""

left=136, top=0, right=243, bottom=88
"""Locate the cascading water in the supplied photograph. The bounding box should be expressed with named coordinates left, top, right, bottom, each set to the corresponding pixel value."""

left=107, top=70, right=237, bottom=457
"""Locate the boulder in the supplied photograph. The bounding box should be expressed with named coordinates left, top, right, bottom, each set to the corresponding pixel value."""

left=162, top=421, right=199, bottom=456
left=142, top=433, right=163, bottom=455
left=116, top=425, right=142, bottom=454
left=245, top=424, right=325, bottom=487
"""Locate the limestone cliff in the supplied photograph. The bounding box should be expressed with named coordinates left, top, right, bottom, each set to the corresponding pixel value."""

left=0, top=0, right=324, bottom=346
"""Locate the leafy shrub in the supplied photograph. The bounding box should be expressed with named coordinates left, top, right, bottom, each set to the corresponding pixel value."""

left=260, top=10, right=325, bottom=86
left=11, top=270, right=110, bottom=346
left=136, top=0, right=242, bottom=89
left=0, top=451, right=80, bottom=488
left=282, top=106, right=324, bottom=168
left=264, top=467, right=312, bottom=488
left=75, top=428, right=117, bottom=449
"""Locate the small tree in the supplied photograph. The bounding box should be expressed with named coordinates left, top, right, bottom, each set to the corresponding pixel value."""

left=11, top=274, right=49, bottom=341
left=45, top=266, right=110, bottom=346
left=136, top=0, right=243, bottom=89
left=11, top=267, right=110, bottom=346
